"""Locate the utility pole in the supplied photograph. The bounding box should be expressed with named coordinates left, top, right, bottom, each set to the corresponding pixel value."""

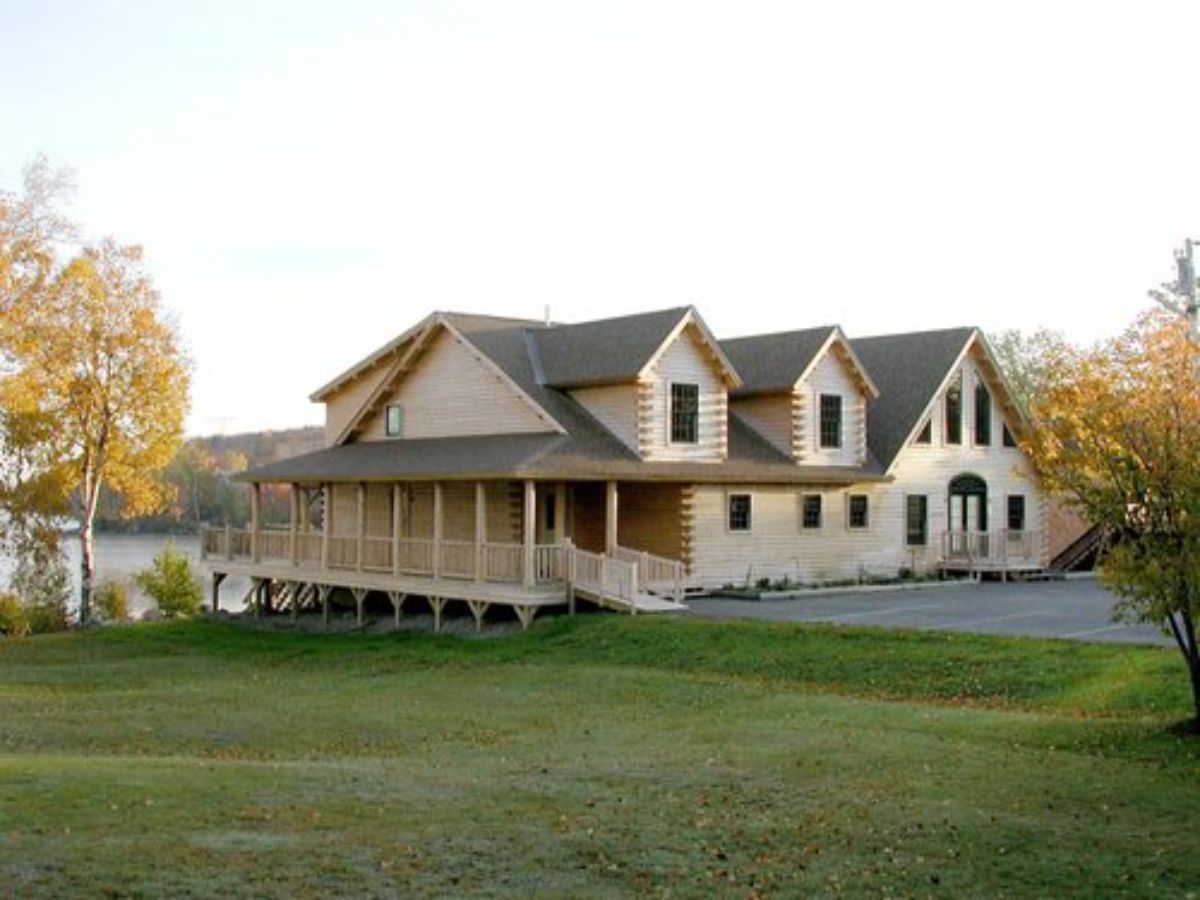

left=1148, top=239, right=1200, bottom=342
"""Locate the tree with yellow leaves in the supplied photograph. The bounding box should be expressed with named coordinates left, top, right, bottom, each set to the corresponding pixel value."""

left=1, top=158, right=190, bottom=624
left=1025, top=311, right=1200, bottom=727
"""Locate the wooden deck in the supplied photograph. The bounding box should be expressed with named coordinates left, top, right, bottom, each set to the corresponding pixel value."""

left=202, top=526, right=687, bottom=629
left=938, top=529, right=1046, bottom=580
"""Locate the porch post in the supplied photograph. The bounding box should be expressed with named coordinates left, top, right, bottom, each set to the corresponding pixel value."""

left=250, top=482, right=261, bottom=563
left=392, top=483, right=402, bottom=577
left=320, top=484, right=330, bottom=568
left=289, top=483, right=299, bottom=565
left=605, top=480, right=618, bottom=555
left=474, top=481, right=486, bottom=582
left=554, top=481, right=566, bottom=544
left=433, top=481, right=443, bottom=578
left=523, top=479, right=536, bottom=587
left=356, top=482, right=365, bottom=572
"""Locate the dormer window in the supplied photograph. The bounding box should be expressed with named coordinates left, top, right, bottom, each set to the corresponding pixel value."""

left=819, top=394, right=843, bottom=448
left=385, top=404, right=404, bottom=437
left=670, top=383, right=699, bottom=443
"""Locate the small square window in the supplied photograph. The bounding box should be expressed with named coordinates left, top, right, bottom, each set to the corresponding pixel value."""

left=671, top=383, right=699, bottom=444
left=385, top=404, right=404, bottom=437
left=848, top=494, right=869, bottom=529
left=819, top=394, right=842, bottom=449
left=728, top=494, right=752, bottom=532
left=802, top=494, right=822, bottom=529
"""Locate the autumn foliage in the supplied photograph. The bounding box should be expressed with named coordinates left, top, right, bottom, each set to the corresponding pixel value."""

left=1025, top=310, right=1200, bottom=725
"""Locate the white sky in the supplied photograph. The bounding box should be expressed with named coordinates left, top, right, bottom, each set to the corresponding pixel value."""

left=3, top=1, right=1198, bottom=435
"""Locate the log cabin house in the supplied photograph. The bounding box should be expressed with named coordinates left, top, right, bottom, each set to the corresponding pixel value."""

left=202, top=307, right=1046, bottom=629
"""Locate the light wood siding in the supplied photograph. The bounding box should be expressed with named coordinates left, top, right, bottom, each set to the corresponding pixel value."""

left=688, top=350, right=1046, bottom=586
left=731, top=395, right=792, bottom=457
left=639, top=326, right=727, bottom=461
left=571, top=384, right=639, bottom=452
left=323, top=364, right=393, bottom=446
left=571, top=483, right=606, bottom=554
left=356, top=330, right=552, bottom=441
left=330, top=484, right=358, bottom=536
left=616, top=483, right=684, bottom=561
left=399, top=481, right=520, bottom=541
left=797, top=349, right=867, bottom=466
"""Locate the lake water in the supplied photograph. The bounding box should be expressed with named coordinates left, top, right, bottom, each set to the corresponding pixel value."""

left=0, top=533, right=251, bottom=617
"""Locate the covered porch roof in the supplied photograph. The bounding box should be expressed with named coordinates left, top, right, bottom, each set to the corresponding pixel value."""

left=237, top=424, right=889, bottom=486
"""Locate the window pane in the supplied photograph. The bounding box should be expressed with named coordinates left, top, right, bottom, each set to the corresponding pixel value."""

left=915, top=419, right=932, bottom=444
left=906, top=495, right=928, bottom=546
left=385, top=405, right=403, bottom=437
left=945, top=374, right=962, bottom=445
left=1003, top=424, right=1017, bottom=447
left=820, top=394, right=842, bottom=448
left=802, top=494, right=822, bottom=529
left=1007, top=495, right=1025, bottom=531
left=671, top=383, right=699, bottom=443
left=728, top=494, right=752, bottom=531
left=849, top=495, right=868, bottom=529
left=974, top=382, right=991, bottom=445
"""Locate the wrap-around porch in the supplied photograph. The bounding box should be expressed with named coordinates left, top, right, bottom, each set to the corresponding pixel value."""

left=201, top=478, right=689, bottom=628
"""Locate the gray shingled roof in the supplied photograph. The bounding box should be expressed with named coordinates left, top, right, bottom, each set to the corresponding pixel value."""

left=719, top=326, right=837, bottom=396
left=851, top=327, right=976, bottom=471
left=241, top=310, right=887, bottom=486
left=530, top=307, right=691, bottom=388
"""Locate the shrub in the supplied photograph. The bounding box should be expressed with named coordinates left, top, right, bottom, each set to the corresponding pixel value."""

left=94, top=578, right=132, bottom=623
left=24, top=598, right=69, bottom=634
left=0, top=593, right=30, bottom=637
left=135, top=541, right=202, bottom=618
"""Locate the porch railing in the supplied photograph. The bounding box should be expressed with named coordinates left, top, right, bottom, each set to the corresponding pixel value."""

left=613, top=545, right=685, bottom=599
left=941, top=530, right=1043, bottom=566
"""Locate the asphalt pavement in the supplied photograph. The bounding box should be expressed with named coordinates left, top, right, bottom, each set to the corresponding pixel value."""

left=686, top=576, right=1171, bottom=645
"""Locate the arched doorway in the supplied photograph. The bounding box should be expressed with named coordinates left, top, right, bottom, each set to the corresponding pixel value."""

left=948, top=473, right=988, bottom=533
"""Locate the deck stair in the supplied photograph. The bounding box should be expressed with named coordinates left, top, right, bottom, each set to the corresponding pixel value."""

left=568, top=545, right=688, bottom=614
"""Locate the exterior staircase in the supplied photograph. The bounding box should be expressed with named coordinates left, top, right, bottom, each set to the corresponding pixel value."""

left=567, top=544, right=688, bottom=614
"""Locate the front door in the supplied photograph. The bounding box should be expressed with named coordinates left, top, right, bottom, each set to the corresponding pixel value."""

left=948, top=474, right=988, bottom=557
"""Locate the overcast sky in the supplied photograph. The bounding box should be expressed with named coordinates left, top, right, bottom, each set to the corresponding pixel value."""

left=3, top=1, right=1198, bottom=435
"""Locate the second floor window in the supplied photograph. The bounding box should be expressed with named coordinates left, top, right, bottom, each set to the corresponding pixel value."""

left=945, top=374, right=962, bottom=445
left=670, top=383, right=699, bottom=443
left=385, top=404, right=404, bottom=437
left=1007, top=494, right=1026, bottom=531
left=975, top=381, right=992, bottom=446
left=819, top=394, right=842, bottom=448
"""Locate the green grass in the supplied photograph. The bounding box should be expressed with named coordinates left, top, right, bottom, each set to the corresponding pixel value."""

left=1, top=615, right=1197, bottom=897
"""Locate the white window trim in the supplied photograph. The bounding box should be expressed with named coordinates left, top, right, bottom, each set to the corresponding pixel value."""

left=726, top=491, right=753, bottom=534
left=845, top=492, right=870, bottom=531
left=817, top=392, right=844, bottom=450
left=667, top=381, right=701, bottom=446
left=800, top=492, right=823, bottom=531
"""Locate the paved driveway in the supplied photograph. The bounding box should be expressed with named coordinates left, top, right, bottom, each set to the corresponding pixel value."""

left=686, top=577, right=1171, bottom=645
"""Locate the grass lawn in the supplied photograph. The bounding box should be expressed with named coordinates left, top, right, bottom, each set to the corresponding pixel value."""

left=1, top=614, right=1197, bottom=897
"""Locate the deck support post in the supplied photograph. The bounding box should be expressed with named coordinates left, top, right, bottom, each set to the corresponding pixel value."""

left=320, top=484, right=330, bottom=569
left=318, top=584, right=332, bottom=628
left=289, top=484, right=299, bottom=565
left=433, top=482, right=444, bottom=579
left=388, top=591, right=406, bottom=628
left=251, top=577, right=263, bottom=619
left=467, top=600, right=488, bottom=633
left=522, top=479, right=536, bottom=588
left=356, top=483, right=366, bottom=572
left=250, top=483, right=261, bottom=563
left=474, top=481, right=486, bottom=582
left=211, top=572, right=226, bottom=613
left=351, top=587, right=368, bottom=626
left=515, top=605, right=536, bottom=631
left=429, top=596, right=446, bottom=633
left=392, top=483, right=403, bottom=577
left=605, top=480, right=618, bottom=555
left=289, top=582, right=299, bottom=621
